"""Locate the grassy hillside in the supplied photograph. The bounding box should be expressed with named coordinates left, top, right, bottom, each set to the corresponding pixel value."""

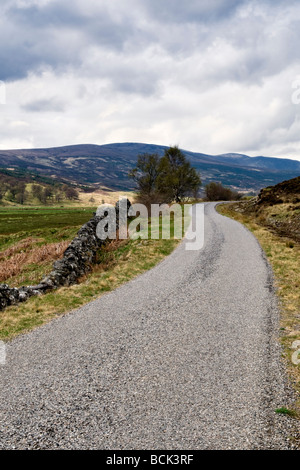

left=0, top=167, right=84, bottom=206
left=0, top=167, right=136, bottom=209
left=1, top=143, right=299, bottom=192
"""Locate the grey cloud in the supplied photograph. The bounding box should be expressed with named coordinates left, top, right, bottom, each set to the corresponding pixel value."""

left=6, top=2, right=135, bottom=49
left=141, top=0, right=247, bottom=23
left=1, top=0, right=140, bottom=81
left=108, top=68, right=162, bottom=97
left=21, top=98, right=65, bottom=112
left=1, top=0, right=251, bottom=84
left=1, top=0, right=300, bottom=97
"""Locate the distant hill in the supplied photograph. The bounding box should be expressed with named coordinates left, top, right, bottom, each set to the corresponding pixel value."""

left=0, top=167, right=83, bottom=205
left=0, top=167, right=71, bottom=187
left=0, top=143, right=299, bottom=192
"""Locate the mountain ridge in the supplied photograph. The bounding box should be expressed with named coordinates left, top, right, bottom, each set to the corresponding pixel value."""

left=0, top=142, right=299, bottom=192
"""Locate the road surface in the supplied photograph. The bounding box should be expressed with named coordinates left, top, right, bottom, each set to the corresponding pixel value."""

left=0, top=202, right=297, bottom=449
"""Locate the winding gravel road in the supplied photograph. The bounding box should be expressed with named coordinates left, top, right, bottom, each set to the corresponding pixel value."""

left=0, top=202, right=297, bottom=450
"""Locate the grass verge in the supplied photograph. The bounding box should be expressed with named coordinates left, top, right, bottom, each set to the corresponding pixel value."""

left=217, top=202, right=300, bottom=417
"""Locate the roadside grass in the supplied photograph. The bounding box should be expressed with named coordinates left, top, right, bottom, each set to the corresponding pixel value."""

left=217, top=202, right=300, bottom=417
left=275, top=407, right=297, bottom=417
left=0, top=206, right=189, bottom=341
left=0, top=236, right=180, bottom=341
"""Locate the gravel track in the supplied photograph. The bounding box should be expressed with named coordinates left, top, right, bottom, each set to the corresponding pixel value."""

left=0, top=202, right=298, bottom=450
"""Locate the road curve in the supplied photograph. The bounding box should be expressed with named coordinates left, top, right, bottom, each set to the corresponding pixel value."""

left=0, top=202, right=297, bottom=450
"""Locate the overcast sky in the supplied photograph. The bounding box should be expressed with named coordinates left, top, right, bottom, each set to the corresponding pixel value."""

left=1, top=0, right=300, bottom=160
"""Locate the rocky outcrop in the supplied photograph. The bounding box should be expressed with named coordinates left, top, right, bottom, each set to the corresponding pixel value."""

left=257, top=176, right=300, bottom=206
left=0, top=198, right=131, bottom=311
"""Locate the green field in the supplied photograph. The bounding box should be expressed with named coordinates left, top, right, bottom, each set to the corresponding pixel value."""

left=0, top=206, right=97, bottom=251
left=0, top=206, right=98, bottom=289
left=0, top=207, right=96, bottom=234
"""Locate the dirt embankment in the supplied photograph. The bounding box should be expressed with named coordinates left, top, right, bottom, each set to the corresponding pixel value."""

left=232, top=176, right=300, bottom=242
